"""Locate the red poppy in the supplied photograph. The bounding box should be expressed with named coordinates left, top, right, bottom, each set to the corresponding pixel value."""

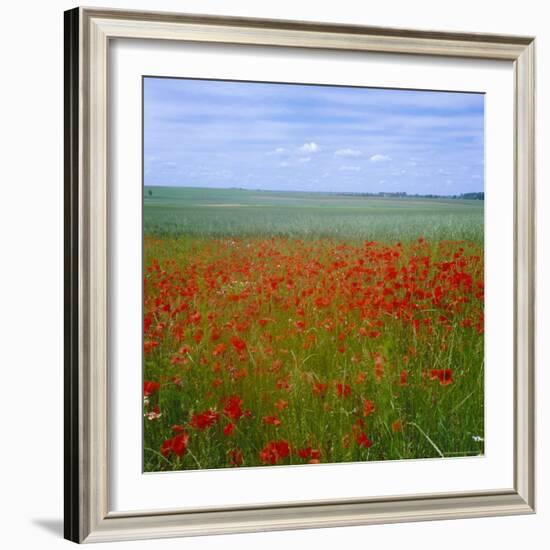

left=143, top=341, right=158, bottom=355
left=223, top=395, right=245, bottom=421
left=230, top=335, right=247, bottom=353
left=228, top=448, right=243, bottom=467
left=160, top=440, right=171, bottom=458
left=392, top=419, right=403, bottom=432
left=224, top=423, right=236, bottom=436
left=143, top=381, right=160, bottom=397
left=212, top=343, right=226, bottom=356
left=161, top=432, right=189, bottom=458
left=259, top=440, right=290, bottom=465
left=274, top=399, right=288, bottom=411
left=262, top=415, right=282, bottom=427
left=336, top=382, right=352, bottom=398
left=144, top=313, right=153, bottom=333
left=439, top=369, right=454, bottom=386
left=189, top=409, right=219, bottom=430
left=356, top=432, right=373, bottom=449
left=297, top=447, right=321, bottom=461
left=171, top=433, right=189, bottom=456
left=312, top=382, right=328, bottom=396
left=429, top=368, right=454, bottom=386
left=276, top=378, right=291, bottom=390
left=399, top=370, right=409, bottom=386
left=189, top=311, right=202, bottom=324
left=363, top=399, right=376, bottom=417
left=314, top=296, right=331, bottom=308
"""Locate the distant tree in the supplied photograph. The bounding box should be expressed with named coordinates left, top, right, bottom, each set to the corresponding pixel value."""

left=459, top=192, right=484, bottom=200
left=148, top=189, right=152, bottom=197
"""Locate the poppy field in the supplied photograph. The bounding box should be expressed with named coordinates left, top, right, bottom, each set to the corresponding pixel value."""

left=143, top=187, right=484, bottom=471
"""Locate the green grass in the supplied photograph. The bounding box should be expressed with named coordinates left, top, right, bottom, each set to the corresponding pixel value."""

left=143, top=235, right=484, bottom=471
left=144, top=186, right=484, bottom=242
left=142, top=186, right=484, bottom=471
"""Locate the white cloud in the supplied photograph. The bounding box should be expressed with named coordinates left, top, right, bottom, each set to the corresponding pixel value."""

left=278, top=161, right=290, bottom=168
left=298, top=157, right=311, bottom=163
left=335, top=148, right=362, bottom=157
left=370, top=154, right=391, bottom=163
left=339, top=165, right=361, bottom=172
left=268, top=147, right=287, bottom=155
left=299, top=142, right=320, bottom=153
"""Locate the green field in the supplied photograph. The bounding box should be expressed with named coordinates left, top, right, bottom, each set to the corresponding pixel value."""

left=143, top=185, right=484, bottom=471
left=144, top=186, right=484, bottom=242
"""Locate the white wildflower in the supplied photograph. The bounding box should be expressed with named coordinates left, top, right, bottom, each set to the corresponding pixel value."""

left=144, top=410, right=162, bottom=421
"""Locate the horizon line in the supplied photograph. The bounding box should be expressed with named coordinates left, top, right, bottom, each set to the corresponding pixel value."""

left=143, top=184, right=484, bottom=197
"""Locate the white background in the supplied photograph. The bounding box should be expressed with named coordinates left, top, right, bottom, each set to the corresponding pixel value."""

left=0, top=0, right=547, bottom=548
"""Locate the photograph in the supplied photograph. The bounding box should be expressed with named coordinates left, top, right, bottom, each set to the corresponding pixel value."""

left=59, top=4, right=536, bottom=544
left=142, top=77, right=485, bottom=472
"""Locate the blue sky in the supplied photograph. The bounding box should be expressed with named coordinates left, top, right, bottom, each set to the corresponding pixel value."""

left=144, top=77, right=484, bottom=195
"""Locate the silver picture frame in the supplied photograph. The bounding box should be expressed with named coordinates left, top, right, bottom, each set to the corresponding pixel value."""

left=64, top=6, right=536, bottom=543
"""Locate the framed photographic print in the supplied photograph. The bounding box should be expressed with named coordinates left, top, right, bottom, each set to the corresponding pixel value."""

left=64, top=7, right=535, bottom=543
